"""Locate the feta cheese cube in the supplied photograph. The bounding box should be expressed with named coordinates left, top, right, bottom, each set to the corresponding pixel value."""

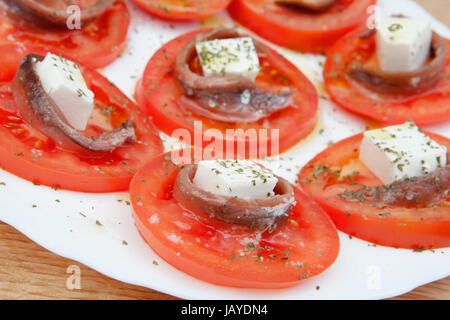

left=193, top=159, right=278, bottom=200
left=359, top=121, right=447, bottom=185
left=195, top=37, right=261, bottom=82
left=34, top=53, right=95, bottom=131
left=376, top=17, right=432, bottom=72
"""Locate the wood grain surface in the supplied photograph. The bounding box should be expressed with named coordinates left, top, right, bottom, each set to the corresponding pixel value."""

left=0, top=0, right=449, bottom=300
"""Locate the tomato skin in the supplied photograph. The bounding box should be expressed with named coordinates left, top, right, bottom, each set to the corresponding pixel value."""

left=130, top=150, right=339, bottom=288
left=228, top=0, right=376, bottom=53
left=323, top=27, right=450, bottom=125
left=0, top=1, right=130, bottom=69
left=0, top=63, right=163, bottom=193
left=130, top=0, right=232, bottom=21
left=0, top=44, right=50, bottom=82
left=299, top=133, right=450, bottom=249
left=136, top=29, right=318, bottom=158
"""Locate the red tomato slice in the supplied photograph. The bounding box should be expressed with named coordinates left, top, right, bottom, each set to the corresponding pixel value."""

left=228, top=0, right=376, bottom=53
left=324, top=27, right=450, bottom=126
left=0, top=44, right=50, bottom=82
left=130, top=150, right=339, bottom=288
left=0, top=61, right=163, bottom=193
left=0, top=1, right=130, bottom=69
left=136, top=29, right=318, bottom=158
left=299, top=133, right=450, bottom=249
left=130, top=0, right=232, bottom=21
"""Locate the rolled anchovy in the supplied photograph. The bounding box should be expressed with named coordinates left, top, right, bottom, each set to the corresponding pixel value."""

left=340, top=165, right=450, bottom=208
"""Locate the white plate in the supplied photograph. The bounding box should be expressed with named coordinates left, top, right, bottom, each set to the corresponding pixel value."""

left=0, top=0, right=449, bottom=300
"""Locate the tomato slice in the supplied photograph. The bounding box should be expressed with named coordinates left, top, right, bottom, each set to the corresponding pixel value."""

left=130, top=0, right=232, bottom=21
left=0, top=59, right=163, bottom=193
left=136, top=29, right=318, bottom=158
left=0, top=44, right=51, bottom=82
left=299, top=133, right=450, bottom=249
left=228, top=0, right=375, bottom=53
left=324, top=27, right=450, bottom=126
left=0, top=1, right=130, bottom=69
left=130, top=150, right=339, bottom=288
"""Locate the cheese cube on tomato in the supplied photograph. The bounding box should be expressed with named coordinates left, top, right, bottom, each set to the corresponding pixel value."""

left=195, top=37, right=260, bottom=82
left=193, top=159, right=278, bottom=200
left=376, top=17, right=432, bottom=72
left=34, top=53, right=95, bottom=131
left=359, top=121, right=446, bottom=185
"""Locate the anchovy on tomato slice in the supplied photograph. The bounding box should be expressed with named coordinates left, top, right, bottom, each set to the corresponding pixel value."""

left=0, top=49, right=162, bottom=192
left=130, top=150, right=339, bottom=288
left=227, top=0, right=375, bottom=53
left=299, top=132, right=450, bottom=249
left=323, top=25, right=450, bottom=125
left=0, top=0, right=130, bottom=69
left=130, top=0, right=232, bottom=21
left=136, top=28, right=318, bottom=158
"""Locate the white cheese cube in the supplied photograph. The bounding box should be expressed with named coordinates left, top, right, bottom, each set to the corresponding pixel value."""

left=34, top=53, right=95, bottom=131
left=376, top=17, right=432, bottom=72
left=195, top=37, right=261, bottom=82
left=359, top=121, right=447, bottom=185
left=193, top=159, right=278, bottom=200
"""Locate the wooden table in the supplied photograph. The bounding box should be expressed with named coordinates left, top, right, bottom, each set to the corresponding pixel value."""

left=0, top=0, right=449, bottom=300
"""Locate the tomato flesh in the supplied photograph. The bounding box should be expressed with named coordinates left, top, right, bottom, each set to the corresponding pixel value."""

left=0, top=1, right=130, bottom=69
left=25, top=0, right=109, bottom=10
left=323, top=27, right=450, bottom=125
left=136, top=29, right=318, bottom=158
left=0, top=63, right=163, bottom=193
left=0, top=44, right=50, bottom=82
left=130, top=0, right=232, bottom=21
left=299, top=133, right=450, bottom=249
left=228, top=0, right=376, bottom=53
left=130, top=150, right=339, bottom=288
